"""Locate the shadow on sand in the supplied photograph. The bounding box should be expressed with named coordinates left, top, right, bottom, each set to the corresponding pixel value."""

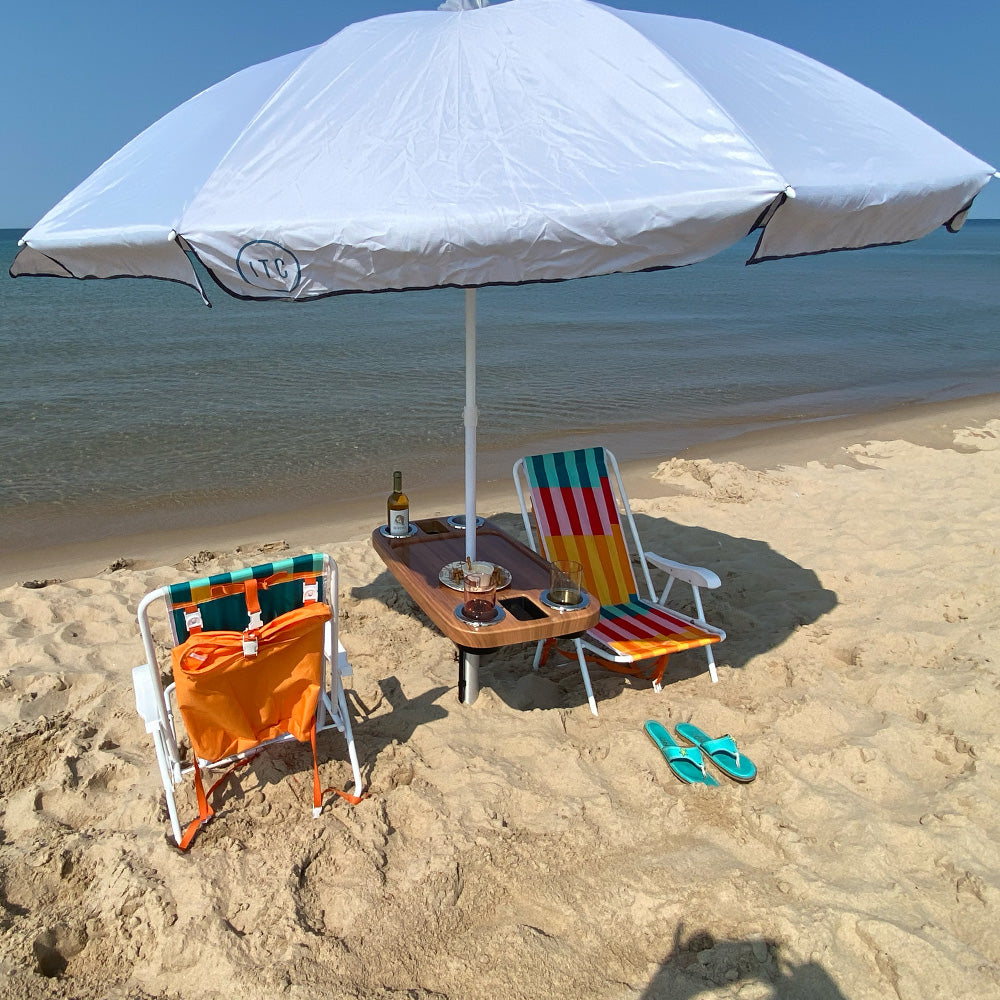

left=350, top=508, right=837, bottom=714
left=641, top=924, right=849, bottom=999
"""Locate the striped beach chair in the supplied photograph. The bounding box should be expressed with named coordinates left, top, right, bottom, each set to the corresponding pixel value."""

left=514, top=447, right=724, bottom=714
left=133, top=552, right=363, bottom=848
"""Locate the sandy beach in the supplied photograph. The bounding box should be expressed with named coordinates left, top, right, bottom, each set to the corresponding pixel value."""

left=1, top=395, right=998, bottom=999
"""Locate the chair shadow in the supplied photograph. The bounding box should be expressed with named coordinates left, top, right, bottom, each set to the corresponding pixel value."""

left=625, top=510, right=838, bottom=672
left=164, top=684, right=447, bottom=825
left=173, top=725, right=377, bottom=826
left=349, top=508, right=837, bottom=715
left=339, top=676, right=450, bottom=783
left=642, top=924, right=850, bottom=999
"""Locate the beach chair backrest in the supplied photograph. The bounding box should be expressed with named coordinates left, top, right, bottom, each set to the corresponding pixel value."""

left=165, top=552, right=328, bottom=644
left=522, top=447, right=638, bottom=606
left=135, top=550, right=364, bottom=849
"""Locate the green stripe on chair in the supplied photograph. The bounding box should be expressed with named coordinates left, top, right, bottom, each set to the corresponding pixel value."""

left=527, top=447, right=607, bottom=490
left=598, top=598, right=644, bottom=620
left=167, top=554, right=324, bottom=604
left=571, top=446, right=607, bottom=489
left=167, top=553, right=327, bottom=641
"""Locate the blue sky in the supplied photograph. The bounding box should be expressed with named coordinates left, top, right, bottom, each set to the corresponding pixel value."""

left=2, top=0, right=996, bottom=228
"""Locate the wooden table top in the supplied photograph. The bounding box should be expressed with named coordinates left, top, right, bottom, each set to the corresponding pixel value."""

left=371, top=518, right=598, bottom=650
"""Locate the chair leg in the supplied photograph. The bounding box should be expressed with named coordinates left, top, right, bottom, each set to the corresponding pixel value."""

left=690, top=587, right=720, bottom=683
left=533, top=638, right=552, bottom=671
left=151, top=729, right=183, bottom=846
left=705, top=643, right=719, bottom=684
left=133, top=664, right=184, bottom=843
left=573, top=639, right=599, bottom=716
left=650, top=654, right=669, bottom=693
left=320, top=636, right=364, bottom=801
left=337, top=682, right=365, bottom=798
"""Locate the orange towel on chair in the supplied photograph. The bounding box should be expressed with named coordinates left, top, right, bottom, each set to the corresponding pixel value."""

left=171, top=601, right=330, bottom=761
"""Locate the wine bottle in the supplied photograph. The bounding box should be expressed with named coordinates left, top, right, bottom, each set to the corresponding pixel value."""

left=387, top=470, right=410, bottom=536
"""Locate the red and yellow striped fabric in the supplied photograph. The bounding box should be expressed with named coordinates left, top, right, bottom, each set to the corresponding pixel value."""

left=524, top=448, right=720, bottom=667
left=524, top=448, right=635, bottom=606
left=592, top=598, right=719, bottom=660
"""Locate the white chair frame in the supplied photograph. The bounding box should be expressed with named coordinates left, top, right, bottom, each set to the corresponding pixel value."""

left=514, top=448, right=724, bottom=714
left=132, top=553, right=363, bottom=845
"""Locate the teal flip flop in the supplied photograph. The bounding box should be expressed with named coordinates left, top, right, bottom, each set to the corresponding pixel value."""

left=644, top=720, right=718, bottom=786
left=674, top=723, right=757, bottom=783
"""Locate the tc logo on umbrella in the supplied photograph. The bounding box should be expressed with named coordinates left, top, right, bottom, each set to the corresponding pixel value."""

left=236, top=240, right=301, bottom=293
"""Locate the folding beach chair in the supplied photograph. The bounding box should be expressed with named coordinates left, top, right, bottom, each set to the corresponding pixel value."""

left=514, top=447, right=725, bottom=714
left=133, top=552, right=364, bottom=849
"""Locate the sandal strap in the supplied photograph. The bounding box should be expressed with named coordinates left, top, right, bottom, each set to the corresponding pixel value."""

left=666, top=744, right=708, bottom=776
left=702, top=733, right=740, bottom=765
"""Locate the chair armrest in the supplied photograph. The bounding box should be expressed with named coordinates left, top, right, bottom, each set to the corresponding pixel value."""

left=337, top=642, right=353, bottom=679
left=132, top=663, right=165, bottom=733
left=324, top=631, right=353, bottom=678
left=644, top=552, right=720, bottom=590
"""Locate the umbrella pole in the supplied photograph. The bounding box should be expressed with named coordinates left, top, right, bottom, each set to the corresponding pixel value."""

left=464, top=288, right=477, bottom=563
left=461, top=288, right=481, bottom=706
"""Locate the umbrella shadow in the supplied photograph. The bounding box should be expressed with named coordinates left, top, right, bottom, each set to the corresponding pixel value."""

left=641, top=924, right=849, bottom=999
left=350, top=510, right=836, bottom=714
left=625, top=510, right=838, bottom=673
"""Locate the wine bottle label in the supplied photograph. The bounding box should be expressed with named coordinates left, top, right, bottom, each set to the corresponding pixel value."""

left=388, top=506, right=410, bottom=536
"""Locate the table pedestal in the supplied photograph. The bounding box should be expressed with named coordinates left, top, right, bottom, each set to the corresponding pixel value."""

left=458, top=649, right=479, bottom=704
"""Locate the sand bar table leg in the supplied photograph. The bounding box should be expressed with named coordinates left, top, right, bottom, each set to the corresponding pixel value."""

left=458, top=648, right=480, bottom=704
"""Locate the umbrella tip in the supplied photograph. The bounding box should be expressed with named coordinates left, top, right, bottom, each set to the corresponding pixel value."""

left=438, top=0, right=490, bottom=9
left=168, top=230, right=177, bottom=242
left=784, top=185, right=797, bottom=199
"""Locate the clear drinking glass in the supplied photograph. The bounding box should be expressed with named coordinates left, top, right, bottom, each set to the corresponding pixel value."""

left=548, top=559, right=583, bottom=606
left=462, top=571, right=497, bottom=622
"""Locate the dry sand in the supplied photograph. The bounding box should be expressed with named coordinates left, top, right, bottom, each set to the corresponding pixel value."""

left=1, top=397, right=998, bottom=999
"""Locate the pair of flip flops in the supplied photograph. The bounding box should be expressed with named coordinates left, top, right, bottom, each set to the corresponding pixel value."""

left=644, top=720, right=757, bottom=785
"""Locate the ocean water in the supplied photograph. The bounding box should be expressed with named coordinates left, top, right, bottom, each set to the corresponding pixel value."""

left=2, top=223, right=998, bottom=550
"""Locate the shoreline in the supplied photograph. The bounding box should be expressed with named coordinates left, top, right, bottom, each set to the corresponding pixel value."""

left=3, top=390, right=998, bottom=589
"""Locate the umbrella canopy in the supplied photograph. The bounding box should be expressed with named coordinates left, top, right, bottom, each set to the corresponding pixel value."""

left=11, top=0, right=995, bottom=554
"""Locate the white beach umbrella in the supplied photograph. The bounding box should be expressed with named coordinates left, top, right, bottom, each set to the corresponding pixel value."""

left=11, top=0, right=995, bottom=559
